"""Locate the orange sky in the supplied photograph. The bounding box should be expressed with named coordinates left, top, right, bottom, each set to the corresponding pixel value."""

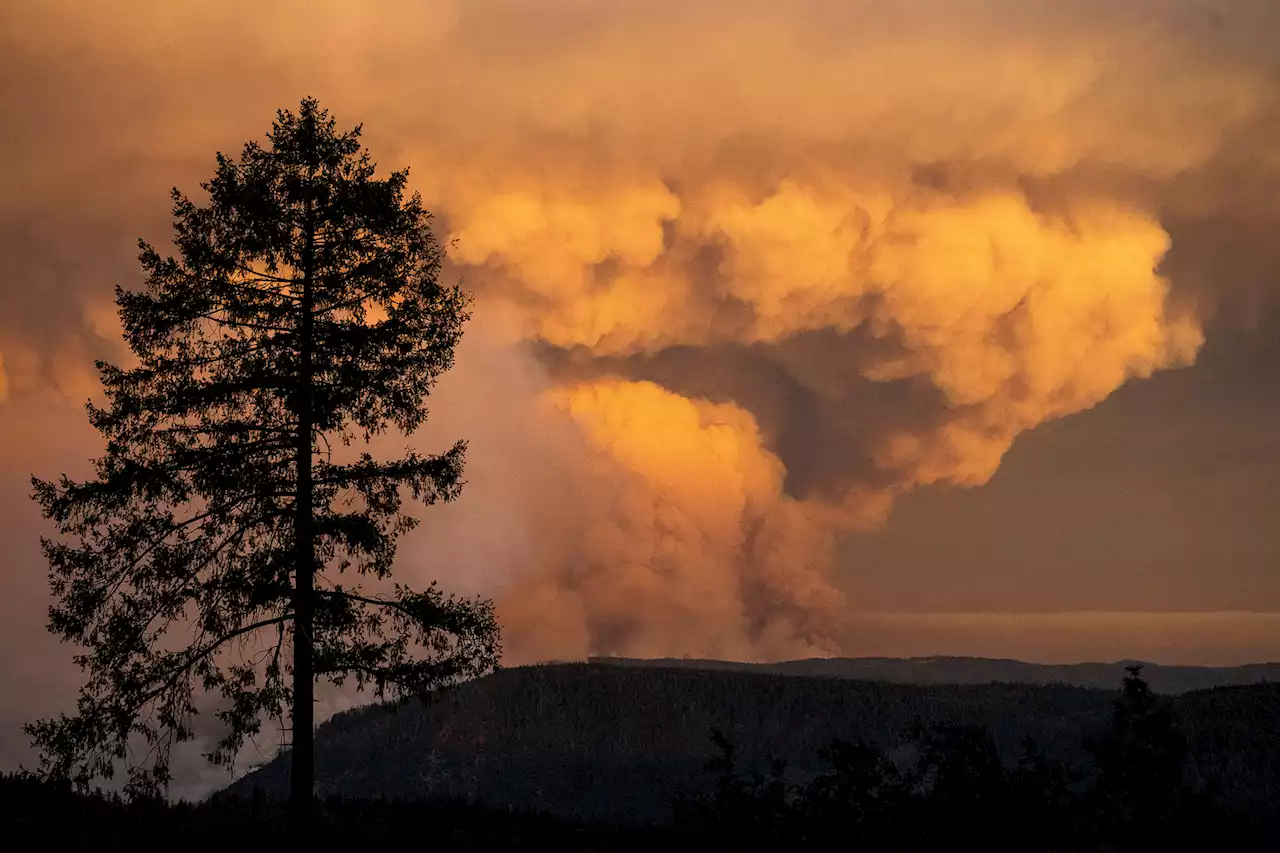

left=2, top=0, right=1280, bottom=787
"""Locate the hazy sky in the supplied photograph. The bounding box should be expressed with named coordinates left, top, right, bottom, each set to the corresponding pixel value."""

left=2, top=0, right=1280, bottom=782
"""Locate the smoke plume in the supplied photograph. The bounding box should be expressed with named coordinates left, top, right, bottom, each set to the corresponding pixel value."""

left=1, top=0, right=1278, bottom=671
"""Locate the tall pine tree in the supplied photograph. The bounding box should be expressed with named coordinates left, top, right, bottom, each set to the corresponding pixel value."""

left=26, top=99, right=500, bottom=817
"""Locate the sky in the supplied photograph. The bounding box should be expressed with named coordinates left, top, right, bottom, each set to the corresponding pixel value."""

left=2, top=0, right=1280, bottom=786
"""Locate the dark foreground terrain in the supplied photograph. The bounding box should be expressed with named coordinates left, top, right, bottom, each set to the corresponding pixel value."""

left=6, top=661, right=1279, bottom=850
left=0, top=774, right=661, bottom=852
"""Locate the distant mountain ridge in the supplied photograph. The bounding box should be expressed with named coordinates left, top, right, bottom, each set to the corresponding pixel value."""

left=588, top=655, right=1280, bottom=693
left=228, top=661, right=1280, bottom=822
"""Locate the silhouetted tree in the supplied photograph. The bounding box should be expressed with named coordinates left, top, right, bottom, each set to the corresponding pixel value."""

left=1088, top=664, right=1191, bottom=848
left=1008, top=735, right=1084, bottom=852
left=801, top=738, right=902, bottom=846
left=674, top=729, right=800, bottom=850
left=904, top=723, right=1011, bottom=844
left=704, top=728, right=744, bottom=813
left=26, top=99, right=500, bottom=822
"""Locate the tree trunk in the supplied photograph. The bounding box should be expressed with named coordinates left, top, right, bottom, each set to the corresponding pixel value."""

left=290, top=203, right=317, bottom=828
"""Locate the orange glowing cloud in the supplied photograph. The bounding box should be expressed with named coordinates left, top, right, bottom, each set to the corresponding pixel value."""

left=497, top=379, right=842, bottom=661
left=0, top=0, right=1277, bottom=666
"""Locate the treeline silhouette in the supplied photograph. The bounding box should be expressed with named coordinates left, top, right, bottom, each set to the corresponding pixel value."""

left=595, top=654, right=1280, bottom=694
left=5, top=666, right=1278, bottom=850
left=675, top=665, right=1277, bottom=850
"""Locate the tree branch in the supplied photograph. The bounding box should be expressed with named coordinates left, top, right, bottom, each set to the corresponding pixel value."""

left=316, top=588, right=418, bottom=620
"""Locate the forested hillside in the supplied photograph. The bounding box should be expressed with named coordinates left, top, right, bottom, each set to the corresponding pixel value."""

left=227, top=663, right=1280, bottom=823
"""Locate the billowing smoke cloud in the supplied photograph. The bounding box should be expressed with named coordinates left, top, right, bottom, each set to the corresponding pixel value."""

left=499, top=379, right=843, bottom=660
left=387, top=0, right=1273, bottom=660
left=1, top=0, right=1279, bottom=683
left=466, top=184, right=1204, bottom=657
